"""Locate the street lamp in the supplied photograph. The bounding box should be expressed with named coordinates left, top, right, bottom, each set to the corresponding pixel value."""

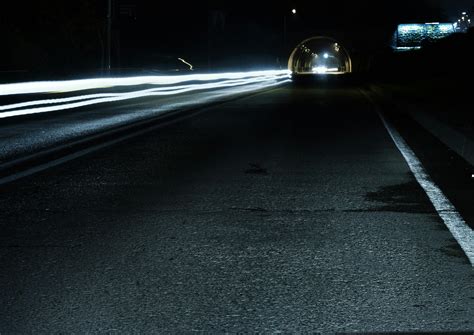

left=283, top=9, right=297, bottom=59
left=106, top=0, right=113, bottom=74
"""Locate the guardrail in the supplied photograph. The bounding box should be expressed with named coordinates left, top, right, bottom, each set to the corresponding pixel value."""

left=0, top=70, right=291, bottom=119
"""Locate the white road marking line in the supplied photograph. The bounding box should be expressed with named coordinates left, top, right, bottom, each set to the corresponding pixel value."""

left=377, top=109, right=474, bottom=266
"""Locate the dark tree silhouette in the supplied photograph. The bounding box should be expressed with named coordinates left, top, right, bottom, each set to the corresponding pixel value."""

left=1, top=1, right=103, bottom=76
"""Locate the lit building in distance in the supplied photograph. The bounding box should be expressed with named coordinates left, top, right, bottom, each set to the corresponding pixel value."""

left=393, top=23, right=455, bottom=51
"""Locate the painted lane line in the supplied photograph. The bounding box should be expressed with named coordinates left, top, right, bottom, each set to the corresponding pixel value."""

left=377, top=110, right=474, bottom=266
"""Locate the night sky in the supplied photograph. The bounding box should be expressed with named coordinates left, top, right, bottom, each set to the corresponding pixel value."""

left=1, top=0, right=472, bottom=73
left=118, top=0, right=470, bottom=66
left=427, top=0, right=473, bottom=18
left=121, top=0, right=472, bottom=44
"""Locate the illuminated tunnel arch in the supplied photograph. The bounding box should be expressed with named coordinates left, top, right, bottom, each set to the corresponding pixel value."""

left=288, top=36, right=352, bottom=75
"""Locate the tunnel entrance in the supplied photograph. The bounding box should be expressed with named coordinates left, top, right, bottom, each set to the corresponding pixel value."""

left=288, top=37, right=352, bottom=75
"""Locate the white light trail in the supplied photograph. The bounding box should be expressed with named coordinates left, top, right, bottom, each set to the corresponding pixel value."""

left=0, top=71, right=290, bottom=119
left=0, top=76, right=284, bottom=112
left=0, top=70, right=290, bottom=96
left=177, top=58, right=194, bottom=71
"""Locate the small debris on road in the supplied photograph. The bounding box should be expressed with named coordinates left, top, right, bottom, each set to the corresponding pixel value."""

left=245, top=163, right=268, bottom=175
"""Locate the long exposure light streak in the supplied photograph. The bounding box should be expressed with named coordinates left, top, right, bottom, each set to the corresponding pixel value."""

left=0, top=70, right=290, bottom=119
left=0, top=70, right=290, bottom=96
left=177, top=58, right=194, bottom=71
left=0, top=76, right=283, bottom=112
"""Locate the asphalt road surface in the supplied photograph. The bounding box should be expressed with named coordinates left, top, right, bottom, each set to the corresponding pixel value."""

left=1, top=85, right=473, bottom=333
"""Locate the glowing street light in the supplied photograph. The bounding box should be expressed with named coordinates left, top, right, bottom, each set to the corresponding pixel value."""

left=323, top=53, right=329, bottom=59
left=282, top=8, right=297, bottom=63
left=456, top=11, right=471, bottom=32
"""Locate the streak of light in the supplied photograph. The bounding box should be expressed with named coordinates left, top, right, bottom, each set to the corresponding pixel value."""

left=0, top=70, right=291, bottom=96
left=0, top=73, right=290, bottom=119
left=177, top=58, right=194, bottom=71
left=0, top=77, right=279, bottom=112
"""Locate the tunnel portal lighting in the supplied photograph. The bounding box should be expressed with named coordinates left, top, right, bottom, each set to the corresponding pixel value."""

left=312, top=66, right=328, bottom=74
left=288, top=36, right=353, bottom=74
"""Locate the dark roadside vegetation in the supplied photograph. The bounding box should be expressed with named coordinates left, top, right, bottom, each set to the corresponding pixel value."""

left=371, top=28, right=474, bottom=138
